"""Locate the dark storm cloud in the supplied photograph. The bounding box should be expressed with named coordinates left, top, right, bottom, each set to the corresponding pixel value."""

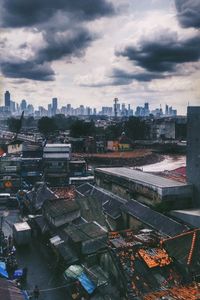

left=175, top=0, right=200, bottom=28
left=111, top=68, right=165, bottom=83
left=1, top=59, right=55, bottom=81
left=116, top=33, right=200, bottom=73
left=0, top=0, right=114, bottom=81
left=36, top=29, right=94, bottom=63
left=1, top=0, right=114, bottom=28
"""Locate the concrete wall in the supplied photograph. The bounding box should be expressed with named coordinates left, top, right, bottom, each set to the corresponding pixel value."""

left=47, top=210, right=80, bottom=227
left=187, top=106, right=200, bottom=206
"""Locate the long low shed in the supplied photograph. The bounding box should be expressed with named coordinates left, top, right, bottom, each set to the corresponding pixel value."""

left=95, top=167, right=193, bottom=208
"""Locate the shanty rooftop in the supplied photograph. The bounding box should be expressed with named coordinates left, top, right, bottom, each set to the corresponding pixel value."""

left=108, top=229, right=187, bottom=298
left=52, top=187, right=76, bottom=199
left=95, top=167, right=189, bottom=188
left=64, top=221, right=107, bottom=243
left=143, top=283, right=200, bottom=300
left=0, top=278, right=25, bottom=300
left=121, top=200, right=189, bottom=237
left=44, top=198, right=80, bottom=217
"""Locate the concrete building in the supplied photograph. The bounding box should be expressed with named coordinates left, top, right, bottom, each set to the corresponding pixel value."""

left=4, top=90, right=10, bottom=108
left=186, top=106, right=200, bottom=206
left=52, top=97, right=58, bottom=115
left=95, top=167, right=193, bottom=210
left=43, top=143, right=71, bottom=186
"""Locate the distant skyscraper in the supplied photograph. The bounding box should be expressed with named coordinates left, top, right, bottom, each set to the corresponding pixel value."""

left=52, top=98, right=58, bottom=115
left=10, top=101, right=16, bottom=113
left=144, top=102, right=150, bottom=116
left=21, top=99, right=27, bottom=111
left=5, top=91, right=11, bottom=107
left=165, top=104, right=169, bottom=115
left=48, top=104, right=52, bottom=117
left=27, top=104, right=34, bottom=115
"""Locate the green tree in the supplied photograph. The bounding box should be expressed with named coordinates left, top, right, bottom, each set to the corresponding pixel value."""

left=124, top=117, right=149, bottom=140
left=70, top=120, right=95, bottom=137
left=104, top=123, right=122, bottom=140
left=7, top=117, right=22, bottom=133
left=38, top=117, right=57, bottom=136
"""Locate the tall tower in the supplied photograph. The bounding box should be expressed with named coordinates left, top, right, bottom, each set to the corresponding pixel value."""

left=5, top=91, right=11, bottom=107
left=114, top=98, right=118, bottom=118
left=52, top=97, right=58, bottom=116
left=186, top=106, right=200, bottom=206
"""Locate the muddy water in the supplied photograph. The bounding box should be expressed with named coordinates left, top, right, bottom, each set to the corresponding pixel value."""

left=139, top=155, right=186, bottom=172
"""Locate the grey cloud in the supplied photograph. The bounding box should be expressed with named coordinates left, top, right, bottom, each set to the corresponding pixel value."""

left=175, top=0, right=200, bottom=28
left=36, top=29, right=95, bottom=63
left=1, top=59, right=55, bottom=81
left=0, top=0, right=113, bottom=81
left=0, top=37, right=7, bottom=48
left=111, top=68, right=165, bottom=83
left=116, top=32, right=200, bottom=73
left=78, top=68, right=165, bottom=88
left=1, top=0, right=114, bottom=28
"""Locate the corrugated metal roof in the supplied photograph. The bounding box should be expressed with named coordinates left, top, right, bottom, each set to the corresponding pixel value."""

left=121, top=200, right=189, bottom=237
left=43, top=153, right=70, bottom=158
left=45, top=143, right=71, bottom=147
left=44, top=198, right=80, bottom=217
left=65, top=221, right=107, bottom=242
left=76, top=183, right=125, bottom=219
left=163, top=229, right=200, bottom=270
left=96, top=167, right=189, bottom=188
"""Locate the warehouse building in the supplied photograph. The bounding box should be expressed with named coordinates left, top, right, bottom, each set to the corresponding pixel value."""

left=95, top=167, right=193, bottom=210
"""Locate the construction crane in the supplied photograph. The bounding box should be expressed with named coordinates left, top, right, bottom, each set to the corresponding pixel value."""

left=114, top=98, right=119, bottom=119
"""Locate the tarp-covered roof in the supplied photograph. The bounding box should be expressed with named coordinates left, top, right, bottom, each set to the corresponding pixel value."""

left=0, top=278, right=25, bottom=300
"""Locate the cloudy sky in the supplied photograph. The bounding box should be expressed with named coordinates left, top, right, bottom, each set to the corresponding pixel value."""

left=0, top=0, right=200, bottom=114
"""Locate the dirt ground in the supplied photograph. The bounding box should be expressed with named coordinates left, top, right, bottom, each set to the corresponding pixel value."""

left=73, top=149, right=163, bottom=168
left=74, top=149, right=152, bottom=159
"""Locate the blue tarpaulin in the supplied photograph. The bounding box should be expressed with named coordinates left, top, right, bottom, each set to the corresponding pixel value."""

left=0, top=262, right=6, bottom=270
left=13, top=269, right=23, bottom=279
left=22, top=290, right=29, bottom=300
left=77, top=273, right=96, bottom=294
left=0, top=266, right=9, bottom=279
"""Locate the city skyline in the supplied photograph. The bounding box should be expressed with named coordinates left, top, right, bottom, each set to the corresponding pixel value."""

left=2, top=89, right=178, bottom=118
left=0, top=0, right=200, bottom=113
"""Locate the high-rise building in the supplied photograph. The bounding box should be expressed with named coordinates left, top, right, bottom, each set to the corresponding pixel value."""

left=165, top=104, right=169, bottom=115
left=144, top=102, right=150, bottom=116
left=52, top=98, right=58, bottom=115
left=48, top=104, right=52, bottom=117
left=186, top=106, right=200, bottom=205
left=10, top=101, right=16, bottom=113
left=20, top=99, right=27, bottom=111
left=27, top=104, right=34, bottom=115
left=5, top=91, right=11, bottom=107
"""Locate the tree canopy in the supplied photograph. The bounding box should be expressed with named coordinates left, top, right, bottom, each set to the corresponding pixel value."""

left=38, top=117, right=58, bottom=136
left=7, top=117, right=22, bottom=133
left=70, top=120, right=95, bottom=137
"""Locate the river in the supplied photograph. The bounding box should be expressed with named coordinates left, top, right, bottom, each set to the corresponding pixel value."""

left=139, top=155, right=186, bottom=172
